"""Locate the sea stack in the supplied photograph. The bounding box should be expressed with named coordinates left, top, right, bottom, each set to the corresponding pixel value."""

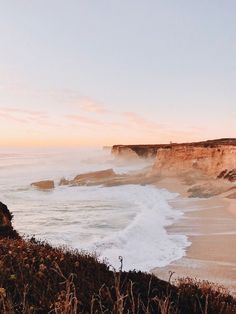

left=31, top=180, right=55, bottom=190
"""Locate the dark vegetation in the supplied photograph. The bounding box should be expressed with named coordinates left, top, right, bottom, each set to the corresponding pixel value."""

left=218, top=169, right=236, bottom=182
left=0, top=203, right=235, bottom=313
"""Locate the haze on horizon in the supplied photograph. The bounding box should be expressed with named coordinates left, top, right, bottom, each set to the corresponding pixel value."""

left=0, top=1, right=235, bottom=147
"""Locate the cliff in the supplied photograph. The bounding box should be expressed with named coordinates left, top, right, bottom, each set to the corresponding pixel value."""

left=112, top=139, right=236, bottom=181
left=112, top=139, right=236, bottom=158
left=112, top=144, right=164, bottom=158
left=153, top=143, right=236, bottom=181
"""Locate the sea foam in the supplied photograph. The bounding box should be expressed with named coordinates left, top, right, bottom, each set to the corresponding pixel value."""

left=0, top=147, right=189, bottom=272
left=87, top=185, right=189, bottom=271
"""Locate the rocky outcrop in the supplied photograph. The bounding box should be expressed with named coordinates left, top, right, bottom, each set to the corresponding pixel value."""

left=31, top=180, right=55, bottom=190
left=112, top=139, right=236, bottom=182
left=59, top=169, right=117, bottom=186
left=187, top=181, right=232, bottom=198
left=217, top=169, right=236, bottom=182
left=153, top=142, right=236, bottom=181
left=59, top=178, right=70, bottom=186
left=112, top=139, right=236, bottom=159
left=112, top=145, right=163, bottom=158
left=0, top=202, right=20, bottom=239
left=59, top=168, right=158, bottom=187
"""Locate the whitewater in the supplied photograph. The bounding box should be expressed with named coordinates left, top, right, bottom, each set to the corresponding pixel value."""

left=0, top=147, right=189, bottom=271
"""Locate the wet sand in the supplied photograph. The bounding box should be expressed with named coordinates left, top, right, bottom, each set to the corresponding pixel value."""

left=152, top=178, right=236, bottom=294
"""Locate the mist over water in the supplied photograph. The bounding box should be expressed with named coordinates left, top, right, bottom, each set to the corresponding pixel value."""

left=0, top=147, right=188, bottom=271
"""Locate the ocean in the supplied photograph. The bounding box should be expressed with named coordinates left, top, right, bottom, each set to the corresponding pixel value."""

left=0, top=147, right=189, bottom=271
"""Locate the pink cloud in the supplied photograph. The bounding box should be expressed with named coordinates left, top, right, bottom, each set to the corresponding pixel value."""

left=79, top=98, right=110, bottom=114
left=0, top=107, right=47, bottom=119
left=0, top=107, right=64, bottom=128
left=66, top=114, right=104, bottom=126
left=48, top=89, right=110, bottom=115
left=122, top=112, right=162, bottom=130
left=0, top=111, right=28, bottom=124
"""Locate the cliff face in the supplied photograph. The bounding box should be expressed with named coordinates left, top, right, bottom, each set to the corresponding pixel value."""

left=153, top=145, right=236, bottom=181
left=112, top=139, right=236, bottom=181
left=112, top=139, right=236, bottom=159
left=112, top=145, right=163, bottom=158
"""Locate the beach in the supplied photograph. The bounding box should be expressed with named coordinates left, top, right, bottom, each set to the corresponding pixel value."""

left=153, top=178, right=236, bottom=294
left=1, top=147, right=236, bottom=293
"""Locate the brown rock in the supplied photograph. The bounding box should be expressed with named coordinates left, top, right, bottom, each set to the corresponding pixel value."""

left=31, top=180, right=55, bottom=190
left=187, top=182, right=230, bottom=198
left=152, top=141, right=236, bottom=181
left=59, top=178, right=70, bottom=186
left=112, top=139, right=236, bottom=183
left=72, top=169, right=116, bottom=186
left=57, top=169, right=118, bottom=187
left=112, top=138, right=236, bottom=159
left=222, top=169, right=236, bottom=182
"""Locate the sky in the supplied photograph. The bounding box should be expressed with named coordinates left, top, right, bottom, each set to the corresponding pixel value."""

left=0, top=1, right=235, bottom=147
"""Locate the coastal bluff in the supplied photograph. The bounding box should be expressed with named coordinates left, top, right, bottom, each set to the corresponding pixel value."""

left=112, top=139, right=236, bottom=181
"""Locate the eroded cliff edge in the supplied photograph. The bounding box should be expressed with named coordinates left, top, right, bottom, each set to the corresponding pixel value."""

left=112, top=138, right=236, bottom=182
left=30, top=139, right=236, bottom=198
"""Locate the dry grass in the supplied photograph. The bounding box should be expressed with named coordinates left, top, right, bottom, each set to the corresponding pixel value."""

left=0, top=236, right=234, bottom=313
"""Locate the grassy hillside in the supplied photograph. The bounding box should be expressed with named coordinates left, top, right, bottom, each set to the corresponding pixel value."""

left=0, top=236, right=235, bottom=313
left=0, top=202, right=235, bottom=313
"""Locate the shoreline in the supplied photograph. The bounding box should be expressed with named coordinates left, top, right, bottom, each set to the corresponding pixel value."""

left=152, top=178, right=236, bottom=294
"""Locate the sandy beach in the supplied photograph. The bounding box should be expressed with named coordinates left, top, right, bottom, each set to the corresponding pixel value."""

left=152, top=178, right=236, bottom=294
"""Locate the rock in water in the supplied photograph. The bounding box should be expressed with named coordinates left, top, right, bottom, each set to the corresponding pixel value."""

left=58, top=169, right=117, bottom=186
left=72, top=169, right=116, bottom=185
left=59, top=178, right=70, bottom=186
left=0, top=202, right=20, bottom=239
left=31, top=180, right=55, bottom=190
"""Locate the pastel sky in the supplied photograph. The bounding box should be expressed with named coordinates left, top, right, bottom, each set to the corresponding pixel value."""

left=0, top=1, right=235, bottom=146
